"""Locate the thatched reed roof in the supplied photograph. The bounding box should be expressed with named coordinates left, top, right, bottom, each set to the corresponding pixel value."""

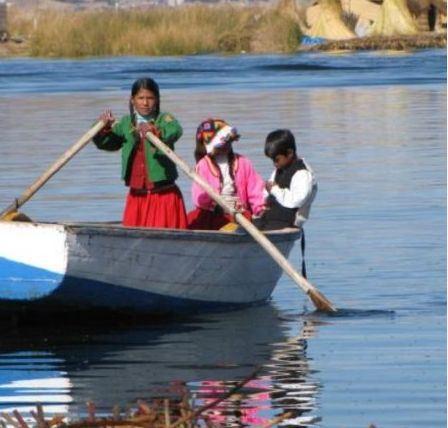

left=371, top=0, right=419, bottom=35
left=340, top=0, right=381, bottom=21
left=305, top=0, right=356, bottom=39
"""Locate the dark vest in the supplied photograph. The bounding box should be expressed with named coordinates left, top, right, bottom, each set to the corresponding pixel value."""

left=262, top=159, right=307, bottom=229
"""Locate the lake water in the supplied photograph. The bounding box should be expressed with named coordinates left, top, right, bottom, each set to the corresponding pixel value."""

left=0, top=49, right=446, bottom=427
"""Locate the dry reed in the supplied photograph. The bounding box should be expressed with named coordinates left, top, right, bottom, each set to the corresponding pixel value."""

left=4, top=3, right=444, bottom=58
left=6, top=4, right=303, bottom=57
left=0, top=367, right=299, bottom=428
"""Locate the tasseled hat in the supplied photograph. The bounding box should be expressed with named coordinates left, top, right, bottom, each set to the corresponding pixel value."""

left=196, top=118, right=239, bottom=154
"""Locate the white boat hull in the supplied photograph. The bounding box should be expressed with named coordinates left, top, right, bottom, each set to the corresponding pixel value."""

left=0, top=221, right=300, bottom=313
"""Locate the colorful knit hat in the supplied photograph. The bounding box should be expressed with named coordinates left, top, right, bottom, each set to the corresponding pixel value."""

left=196, top=118, right=239, bottom=154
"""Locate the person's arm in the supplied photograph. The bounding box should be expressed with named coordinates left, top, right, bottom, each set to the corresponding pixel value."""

left=269, top=170, right=314, bottom=208
left=243, top=158, right=265, bottom=216
left=191, top=161, right=215, bottom=211
left=155, top=113, right=183, bottom=147
left=263, top=170, right=276, bottom=199
left=93, top=114, right=126, bottom=151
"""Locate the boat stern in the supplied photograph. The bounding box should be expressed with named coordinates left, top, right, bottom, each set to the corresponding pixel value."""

left=0, top=221, right=68, bottom=302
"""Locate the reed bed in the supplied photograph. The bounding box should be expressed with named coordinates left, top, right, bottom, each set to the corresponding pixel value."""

left=6, top=5, right=302, bottom=57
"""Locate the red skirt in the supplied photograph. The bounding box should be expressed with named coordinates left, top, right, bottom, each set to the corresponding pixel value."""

left=123, top=186, right=188, bottom=229
left=187, top=207, right=251, bottom=231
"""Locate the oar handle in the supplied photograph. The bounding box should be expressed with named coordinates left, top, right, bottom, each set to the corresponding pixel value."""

left=147, top=132, right=337, bottom=313
left=0, top=120, right=105, bottom=219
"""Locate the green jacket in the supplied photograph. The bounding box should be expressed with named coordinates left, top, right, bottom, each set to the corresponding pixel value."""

left=93, top=112, right=183, bottom=185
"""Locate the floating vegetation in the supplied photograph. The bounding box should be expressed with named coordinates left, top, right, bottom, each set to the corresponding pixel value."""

left=0, top=397, right=294, bottom=428
left=0, top=368, right=296, bottom=428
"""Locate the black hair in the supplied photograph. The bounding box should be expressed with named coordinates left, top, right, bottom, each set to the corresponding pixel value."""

left=129, top=78, right=160, bottom=129
left=264, top=129, right=296, bottom=159
left=194, top=139, right=207, bottom=163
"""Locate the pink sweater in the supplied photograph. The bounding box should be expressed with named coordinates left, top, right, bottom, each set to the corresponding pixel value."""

left=192, top=154, right=265, bottom=215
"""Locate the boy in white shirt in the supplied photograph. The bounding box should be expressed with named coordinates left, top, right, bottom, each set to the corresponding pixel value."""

left=255, top=129, right=317, bottom=231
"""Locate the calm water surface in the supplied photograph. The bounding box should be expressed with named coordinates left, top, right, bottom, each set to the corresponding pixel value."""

left=0, top=50, right=446, bottom=427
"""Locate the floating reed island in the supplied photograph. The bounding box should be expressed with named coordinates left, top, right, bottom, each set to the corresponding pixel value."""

left=0, top=0, right=446, bottom=58
left=303, top=32, right=447, bottom=52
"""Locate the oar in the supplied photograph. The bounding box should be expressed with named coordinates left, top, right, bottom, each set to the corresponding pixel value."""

left=146, top=132, right=337, bottom=313
left=0, top=120, right=105, bottom=220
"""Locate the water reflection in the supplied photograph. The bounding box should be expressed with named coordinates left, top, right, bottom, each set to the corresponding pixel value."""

left=0, top=352, right=72, bottom=414
left=0, top=307, right=321, bottom=426
left=190, top=320, right=321, bottom=427
left=268, top=321, right=320, bottom=427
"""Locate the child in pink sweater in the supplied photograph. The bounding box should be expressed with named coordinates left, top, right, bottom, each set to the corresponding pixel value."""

left=187, top=118, right=265, bottom=230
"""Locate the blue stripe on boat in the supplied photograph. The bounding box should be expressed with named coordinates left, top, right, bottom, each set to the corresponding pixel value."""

left=0, top=259, right=260, bottom=313
left=0, top=257, right=63, bottom=300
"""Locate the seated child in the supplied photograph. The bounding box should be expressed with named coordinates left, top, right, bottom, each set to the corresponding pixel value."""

left=254, top=129, right=317, bottom=231
left=187, top=118, right=265, bottom=230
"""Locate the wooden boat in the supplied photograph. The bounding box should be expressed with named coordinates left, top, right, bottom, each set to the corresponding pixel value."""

left=0, top=220, right=301, bottom=314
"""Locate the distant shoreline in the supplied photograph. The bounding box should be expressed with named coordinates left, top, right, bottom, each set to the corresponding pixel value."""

left=1, top=3, right=446, bottom=58
left=1, top=33, right=445, bottom=59
left=302, top=32, right=447, bottom=53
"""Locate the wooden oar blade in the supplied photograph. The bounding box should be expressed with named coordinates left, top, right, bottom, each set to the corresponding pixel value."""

left=307, top=288, right=337, bottom=313
left=1, top=210, right=32, bottom=222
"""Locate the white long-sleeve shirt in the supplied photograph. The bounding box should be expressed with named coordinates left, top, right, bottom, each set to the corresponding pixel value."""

left=265, top=159, right=317, bottom=228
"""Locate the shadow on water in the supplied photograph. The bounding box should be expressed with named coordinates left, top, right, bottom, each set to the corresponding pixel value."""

left=255, top=64, right=368, bottom=71
left=0, top=305, right=322, bottom=426
left=116, top=64, right=368, bottom=75
left=315, top=308, right=396, bottom=319
left=116, top=67, right=226, bottom=74
left=280, top=307, right=395, bottom=321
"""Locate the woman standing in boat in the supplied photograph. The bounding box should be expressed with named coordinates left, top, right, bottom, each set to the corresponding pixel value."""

left=94, top=77, right=188, bottom=229
left=187, top=118, right=265, bottom=230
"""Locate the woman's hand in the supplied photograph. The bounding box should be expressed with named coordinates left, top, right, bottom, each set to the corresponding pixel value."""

left=99, top=109, right=115, bottom=130
left=139, top=122, right=161, bottom=138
